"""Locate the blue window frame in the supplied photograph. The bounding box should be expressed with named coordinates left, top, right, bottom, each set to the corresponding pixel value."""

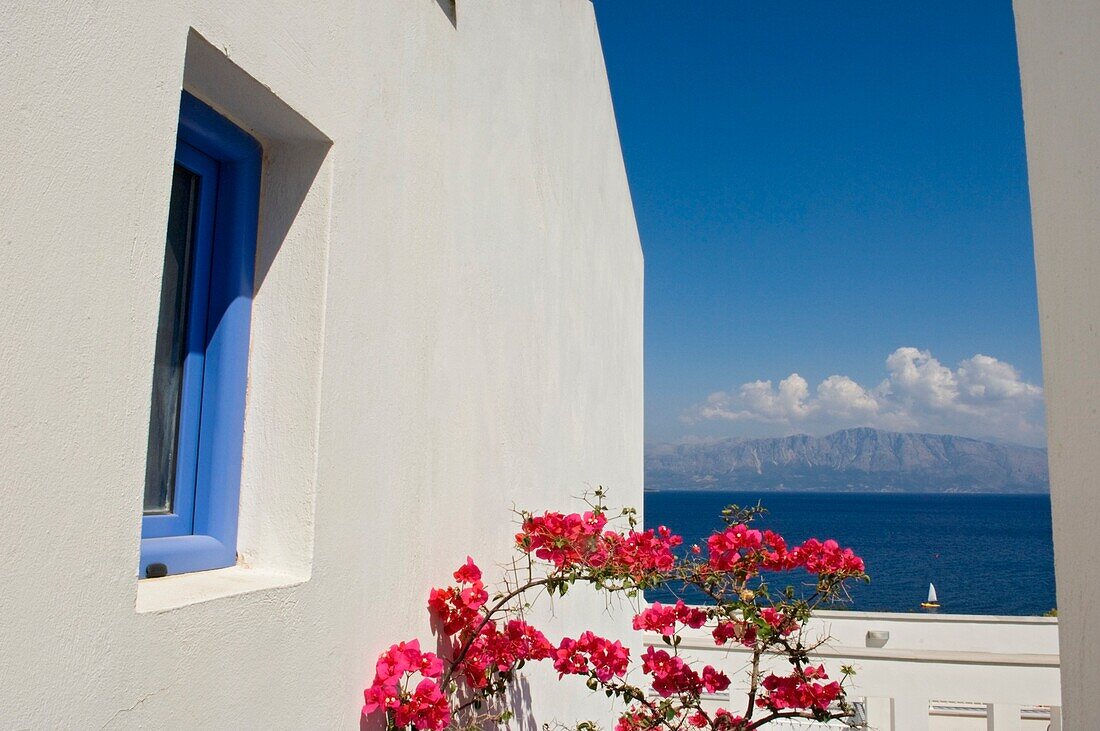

left=140, top=92, right=261, bottom=577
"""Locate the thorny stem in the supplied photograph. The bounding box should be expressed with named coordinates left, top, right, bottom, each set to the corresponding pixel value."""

left=746, top=710, right=851, bottom=730
left=744, top=642, right=762, bottom=720
left=441, top=576, right=556, bottom=689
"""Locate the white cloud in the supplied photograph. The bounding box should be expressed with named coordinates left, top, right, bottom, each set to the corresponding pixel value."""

left=698, top=374, right=813, bottom=424
left=685, top=347, right=1046, bottom=445
left=956, top=354, right=1043, bottom=403
left=816, top=375, right=879, bottom=418
left=883, top=347, right=960, bottom=411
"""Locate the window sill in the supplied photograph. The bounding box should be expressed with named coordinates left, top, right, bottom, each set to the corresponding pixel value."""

left=135, top=564, right=306, bottom=613
left=140, top=534, right=235, bottom=577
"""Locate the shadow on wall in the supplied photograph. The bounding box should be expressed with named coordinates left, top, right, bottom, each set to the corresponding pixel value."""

left=360, top=709, right=385, bottom=731
left=182, top=29, right=333, bottom=335
left=434, top=0, right=457, bottom=28
left=252, top=137, right=330, bottom=293
left=509, top=676, right=536, bottom=731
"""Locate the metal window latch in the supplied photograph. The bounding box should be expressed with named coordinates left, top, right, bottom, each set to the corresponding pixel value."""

left=145, top=563, right=168, bottom=579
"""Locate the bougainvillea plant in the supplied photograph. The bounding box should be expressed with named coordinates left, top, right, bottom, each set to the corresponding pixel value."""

left=363, top=489, right=868, bottom=730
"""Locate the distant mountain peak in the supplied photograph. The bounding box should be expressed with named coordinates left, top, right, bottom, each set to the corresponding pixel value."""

left=645, top=428, right=1048, bottom=493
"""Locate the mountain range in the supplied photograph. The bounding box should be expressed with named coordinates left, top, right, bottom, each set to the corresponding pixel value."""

left=645, top=427, right=1049, bottom=493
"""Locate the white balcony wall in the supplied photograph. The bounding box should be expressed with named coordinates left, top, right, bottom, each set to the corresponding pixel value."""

left=646, top=611, right=1060, bottom=731
left=804, top=609, right=1059, bottom=655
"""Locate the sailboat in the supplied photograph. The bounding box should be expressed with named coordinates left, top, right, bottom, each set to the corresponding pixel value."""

left=920, top=583, right=940, bottom=609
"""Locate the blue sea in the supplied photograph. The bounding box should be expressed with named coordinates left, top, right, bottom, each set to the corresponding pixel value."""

left=644, top=491, right=1056, bottom=616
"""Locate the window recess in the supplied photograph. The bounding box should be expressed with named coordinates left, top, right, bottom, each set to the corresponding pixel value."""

left=140, top=92, right=261, bottom=578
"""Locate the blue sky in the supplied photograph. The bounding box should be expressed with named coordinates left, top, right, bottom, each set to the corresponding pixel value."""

left=593, top=1, right=1045, bottom=446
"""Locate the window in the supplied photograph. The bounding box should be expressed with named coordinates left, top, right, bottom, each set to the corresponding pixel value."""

left=140, top=92, right=261, bottom=578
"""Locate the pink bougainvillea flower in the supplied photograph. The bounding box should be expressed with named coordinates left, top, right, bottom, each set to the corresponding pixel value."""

left=708, top=523, right=765, bottom=572
left=616, top=708, right=662, bottom=731
left=552, top=636, right=589, bottom=677
left=759, top=607, right=793, bottom=633
left=640, top=646, right=703, bottom=697
left=373, top=639, right=419, bottom=686
left=632, top=600, right=707, bottom=636
left=459, top=618, right=555, bottom=689
left=428, top=576, right=488, bottom=636
left=362, top=683, right=400, bottom=714
left=793, top=537, right=865, bottom=576
left=517, top=510, right=683, bottom=582
left=580, top=632, right=630, bottom=682
left=632, top=602, right=676, bottom=635
left=758, top=667, right=842, bottom=712
left=516, top=510, right=610, bottom=569
left=364, top=501, right=863, bottom=729
left=417, top=650, right=444, bottom=679
left=551, top=631, right=630, bottom=682
left=604, top=525, right=681, bottom=580
left=713, top=619, right=758, bottom=648
left=702, top=664, right=731, bottom=693
left=713, top=709, right=747, bottom=730
left=453, top=556, right=482, bottom=583
left=393, top=678, right=451, bottom=730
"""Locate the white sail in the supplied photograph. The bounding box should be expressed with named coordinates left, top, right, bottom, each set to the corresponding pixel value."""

left=927, top=583, right=938, bottom=603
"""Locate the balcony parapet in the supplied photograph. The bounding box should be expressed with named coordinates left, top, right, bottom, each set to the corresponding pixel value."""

left=641, top=609, right=1060, bottom=730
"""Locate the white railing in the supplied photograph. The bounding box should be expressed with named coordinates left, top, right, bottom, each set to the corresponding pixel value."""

left=643, top=610, right=1060, bottom=731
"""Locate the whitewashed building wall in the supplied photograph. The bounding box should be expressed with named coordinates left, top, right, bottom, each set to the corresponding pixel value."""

left=1015, top=1, right=1100, bottom=727
left=0, top=1, right=643, bottom=727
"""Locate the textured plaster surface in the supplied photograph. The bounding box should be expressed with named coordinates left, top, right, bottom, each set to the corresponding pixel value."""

left=0, top=1, right=643, bottom=727
left=1014, top=1, right=1100, bottom=727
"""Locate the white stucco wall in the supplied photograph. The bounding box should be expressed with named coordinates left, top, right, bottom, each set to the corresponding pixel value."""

left=0, top=1, right=643, bottom=728
left=798, top=609, right=1060, bottom=656
left=1013, top=1, right=1100, bottom=727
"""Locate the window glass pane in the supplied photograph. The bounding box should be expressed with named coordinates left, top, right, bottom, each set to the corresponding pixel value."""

left=143, top=165, right=199, bottom=514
